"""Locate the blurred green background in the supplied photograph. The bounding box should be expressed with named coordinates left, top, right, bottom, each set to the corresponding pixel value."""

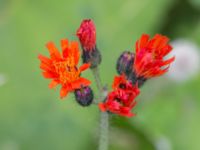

left=0, top=0, right=200, bottom=150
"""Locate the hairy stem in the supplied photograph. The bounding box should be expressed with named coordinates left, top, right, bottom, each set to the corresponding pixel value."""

left=98, top=112, right=109, bottom=150
left=91, top=67, right=109, bottom=150
left=91, top=67, right=103, bottom=93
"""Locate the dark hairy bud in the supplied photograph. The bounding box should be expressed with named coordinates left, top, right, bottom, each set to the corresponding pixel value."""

left=82, top=46, right=101, bottom=69
left=74, top=86, right=94, bottom=106
left=116, top=51, right=134, bottom=76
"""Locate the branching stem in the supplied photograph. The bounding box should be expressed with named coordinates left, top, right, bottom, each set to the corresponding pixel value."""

left=91, top=67, right=109, bottom=150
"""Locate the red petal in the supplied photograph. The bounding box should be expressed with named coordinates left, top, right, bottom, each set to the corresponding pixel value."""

left=99, top=103, right=106, bottom=112
left=40, top=62, right=53, bottom=72
left=38, top=54, right=51, bottom=65
left=160, top=45, right=173, bottom=56
left=46, top=42, right=61, bottom=60
left=139, top=34, right=150, bottom=49
left=70, top=81, right=82, bottom=90
left=49, top=80, right=58, bottom=89
left=78, top=77, right=91, bottom=86
left=61, top=39, right=69, bottom=58
left=119, top=107, right=135, bottom=117
left=79, top=63, right=90, bottom=71
left=112, top=74, right=126, bottom=89
left=136, top=34, right=149, bottom=52
left=157, top=36, right=169, bottom=49
left=70, top=41, right=80, bottom=65
left=70, top=77, right=91, bottom=90
left=151, top=34, right=169, bottom=51
left=60, top=86, right=69, bottom=99
left=162, top=56, right=175, bottom=66
left=42, top=72, right=57, bottom=78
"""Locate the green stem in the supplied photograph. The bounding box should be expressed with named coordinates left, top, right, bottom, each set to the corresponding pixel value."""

left=91, top=67, right=109, bottom=150
left=98, top=112, right=109, bottom=150
left=91, top=67, right=103, bottom=93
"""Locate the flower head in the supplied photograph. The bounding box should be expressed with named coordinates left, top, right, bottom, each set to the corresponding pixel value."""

left=76, top=19, right=101, bottom=69
left=116, top=51, right=134, bottom=75
left=74, top=86, right=94, bottom=106
left=76, top=19, right=96, bottom=51
left=133, top=34, right=175, bottom=78
left=38, top=39, right=91, bottom=98
left=99, top=75, right=140, bottom=117
left=112, top=74, right=135, bottom=91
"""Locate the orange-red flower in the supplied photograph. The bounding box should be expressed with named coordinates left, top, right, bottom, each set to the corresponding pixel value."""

left=133, top=34, right=175, bottom=78
left=76, top=19, right=96, bottom=51
left=99, top=75, right=140, bottom=117
left=112, top=74, right=133, bottom=90
left=38, top=39, right=91, bottom=98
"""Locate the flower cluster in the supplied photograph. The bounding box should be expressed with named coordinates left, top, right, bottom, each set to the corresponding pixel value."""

left=117, top=34, right=175, bottom=86
left=101, top=34, right=175, bottom=117
left=99, top=75, right=140, bottom=117
left=38, top=19, right=175, bottom=117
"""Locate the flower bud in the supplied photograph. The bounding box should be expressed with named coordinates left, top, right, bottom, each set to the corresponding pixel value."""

left=74, top=86, right=94, bottom=106
left=82, top=47, right=101, bottom=68
left=116, top=51, right=134, bottom=75
left=76, top=19, right=96, bottom=51
left=77, top=19, right=101, bottom=68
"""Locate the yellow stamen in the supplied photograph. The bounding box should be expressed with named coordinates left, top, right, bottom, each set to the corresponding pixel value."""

left=53, top=56, right=80, bottom=84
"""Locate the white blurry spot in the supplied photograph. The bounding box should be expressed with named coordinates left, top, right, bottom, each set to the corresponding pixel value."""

left=0, top=140, right=19, bottom=150
left=167, top=39, right=200, bottom=82
left=0, top=73, right=7, bottom=86
left=155, top=136, right=172, bottom=150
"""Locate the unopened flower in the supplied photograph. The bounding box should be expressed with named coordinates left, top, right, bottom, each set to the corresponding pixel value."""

left=76, top=19, right=101, bottom=68
left=116, top=51, right=134, bottom=75
left=133, top=34, right=175, bottom=79
left=99, top=75, right=140, bottom=117
left=74, top=86, right=94, bottom=106
left=76, top=19, right=96, bottom=51
left=38, top=39, right=91, bottom=98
